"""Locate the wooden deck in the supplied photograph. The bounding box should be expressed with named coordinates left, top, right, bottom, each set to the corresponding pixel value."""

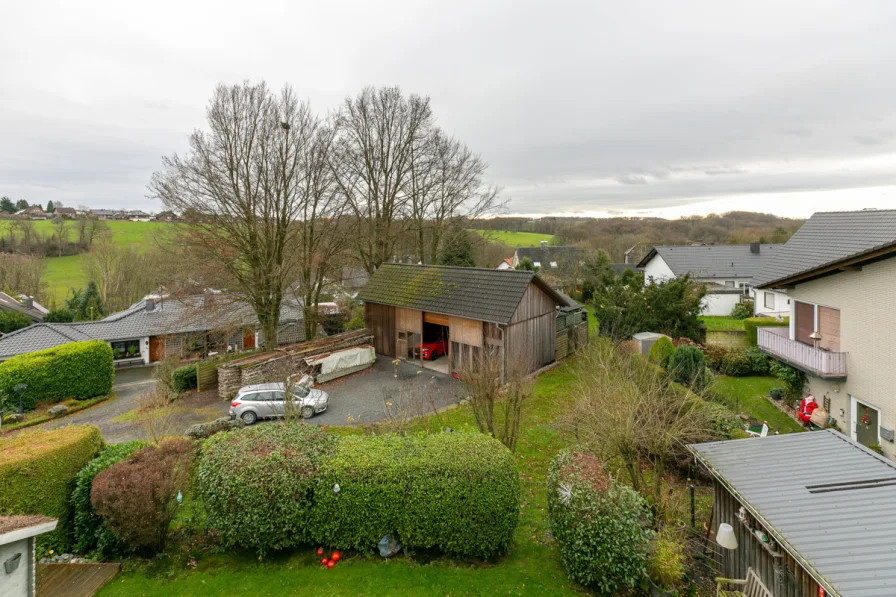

left=37, top=563, right=121, bottom=597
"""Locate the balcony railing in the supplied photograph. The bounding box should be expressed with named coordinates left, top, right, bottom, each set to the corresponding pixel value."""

left=757, top=327, right=847, bottom=379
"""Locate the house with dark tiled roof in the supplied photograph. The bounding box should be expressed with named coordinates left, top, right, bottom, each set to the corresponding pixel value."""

left=511, top=242, right=585, bottom=292
left=0, top=294, right=308, bottom=365
left=0, top=292, right=48, bottom=323
left=358, top=263, right=588, bottom=378
left=637, top=243, right=789, bottom=316
left=753, top=209, right=896, bottom=459
left=53, top=207, right=77, bottom=218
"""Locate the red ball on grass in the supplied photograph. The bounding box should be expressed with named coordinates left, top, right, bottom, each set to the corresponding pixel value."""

left=316, top=547, right=324, bottom=556
left=327, top=560, right=335, bottom=569
left=320, top=558, right=328, bottom=566
left=331, top=551, right=341, bottom=562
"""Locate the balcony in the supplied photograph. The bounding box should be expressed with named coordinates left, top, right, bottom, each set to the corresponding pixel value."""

left=757, top=327, right=847, bottom=380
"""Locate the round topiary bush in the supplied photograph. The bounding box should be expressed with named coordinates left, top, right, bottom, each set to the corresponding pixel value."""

left=196, top=423, right=337, bottom=555
left=648, top=336, right=675, bottom=369
left=73, top=440, right=145, bottom=555
left=668, top=345, right=708, bottom=389
left=170, top=364, right=197, bottom=393
left=547, top=450, right=654, bottom=593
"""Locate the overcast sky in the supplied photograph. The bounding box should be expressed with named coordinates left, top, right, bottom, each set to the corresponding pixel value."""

left=3, top=0, right=896, bottom=218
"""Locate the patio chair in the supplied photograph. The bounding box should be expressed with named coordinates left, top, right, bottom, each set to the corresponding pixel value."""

left=716, top=567, right=773, bottom=597
left=745, top=423, right=768, bottom=438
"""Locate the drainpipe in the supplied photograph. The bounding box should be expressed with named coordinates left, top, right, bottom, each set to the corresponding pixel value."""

left=497, top=323, right=506, bottom=384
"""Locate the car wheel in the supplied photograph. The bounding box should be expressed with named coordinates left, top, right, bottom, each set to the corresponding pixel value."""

left=241, top=411, right=258, bottom=425
left=301, top=405, right=314, bottom=419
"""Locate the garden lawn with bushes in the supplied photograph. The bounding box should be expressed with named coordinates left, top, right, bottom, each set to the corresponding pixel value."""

left=99, top=365, right=585, bottom=597
left=711, top=376, right=804, bottom=434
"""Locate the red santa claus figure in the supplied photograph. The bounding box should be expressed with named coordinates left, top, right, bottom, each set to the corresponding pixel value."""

left=798, top=394, right=817, bottom=425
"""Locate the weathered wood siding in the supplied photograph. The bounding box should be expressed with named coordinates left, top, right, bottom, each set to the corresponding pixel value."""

left=510, top=284, right=557, bottom=324
left=713, top=479, right=822, bottom=597
left=449, top=315, right=483, bottom=347
left=365, top=303, right=396, bottom=357
left=504, top=282, right=557, bottom=373
left=396, top=307, right=422, bottom=333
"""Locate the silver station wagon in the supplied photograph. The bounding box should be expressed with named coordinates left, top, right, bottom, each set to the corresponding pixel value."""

left=229, top=382, right=329, bottom=425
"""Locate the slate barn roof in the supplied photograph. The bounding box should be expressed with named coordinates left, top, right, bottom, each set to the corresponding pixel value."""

left=754, top=209, right=896, bottom=288
left=358, top=263, right=570, bottom=324
left=690, top=430, right=896, bottom=597
left=638, top=244, right=782, bottom=281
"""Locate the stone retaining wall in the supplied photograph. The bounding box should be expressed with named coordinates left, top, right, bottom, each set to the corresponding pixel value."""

left=705, top=330, right=749, bottom=349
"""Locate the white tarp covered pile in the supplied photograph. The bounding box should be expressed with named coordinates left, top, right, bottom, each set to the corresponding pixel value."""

left=305, top=345, right=375, bottom=375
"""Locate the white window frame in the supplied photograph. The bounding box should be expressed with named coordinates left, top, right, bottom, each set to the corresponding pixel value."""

left=764, top=292, right=775, bottom=310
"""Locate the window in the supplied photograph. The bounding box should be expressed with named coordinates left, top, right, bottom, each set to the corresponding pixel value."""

left=764, top=292, right=775, bottom=310
left=724, top=281, right=735, bottom=288
left=533, top=261, right=541, bottom=268
left=110, top=339, right=141, bottom=360
left=293, top=386, right=310, bottom=398
left=550, top=261, right=558, bottom=268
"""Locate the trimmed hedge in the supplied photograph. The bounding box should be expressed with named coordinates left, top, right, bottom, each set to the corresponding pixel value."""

left=744, top=316, right=789, bottom=346
left=547, top=450, right=654, bottom=593
left=197, top=425, right=520, bottom=559
left=197, top=423, right=337, bottom=555
left=0, top=340, right=113, bottom=411
left=73, top=440, right=145, bottom=555
left=171, top=364, right=197, bottom=393
left=311, top=432, right=519, bottom=559
left=0, top=425, right=103, bottom=554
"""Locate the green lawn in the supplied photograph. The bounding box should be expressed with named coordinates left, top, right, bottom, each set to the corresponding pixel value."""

left=711, top=376, right=804, bottom=434
left=98, top=365, right=586, bottom=597
left=14, top=221, right=172, bottom=305
left=699, top=316, right=745, bottom=332
left=471, top=229, right=554, bottom=248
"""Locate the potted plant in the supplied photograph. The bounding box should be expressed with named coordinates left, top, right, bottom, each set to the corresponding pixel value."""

left=646, top=531, right=686, bottom=597
left=769, top=388, right=783, bottom=400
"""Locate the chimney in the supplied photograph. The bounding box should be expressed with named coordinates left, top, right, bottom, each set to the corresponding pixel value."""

left=540, top=240, right=548, bottom=249
left=145, top=298, right=156, bottom=312
left=20, top=296, right=33, bottom=308
left=750, top=242, right=760, bottom=254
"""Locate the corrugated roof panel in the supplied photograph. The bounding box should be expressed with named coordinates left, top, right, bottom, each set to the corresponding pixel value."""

left=690, top=430, right=896, bottom=597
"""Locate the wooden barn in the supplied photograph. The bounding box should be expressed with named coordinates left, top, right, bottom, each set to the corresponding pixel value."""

left=690, top=430, right=896, bottom=597
left=358, top=264, right=586, bottom=378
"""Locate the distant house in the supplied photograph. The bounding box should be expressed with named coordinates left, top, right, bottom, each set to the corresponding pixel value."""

left=53, top=207, right=77, bottom=218
left=126, top=210, right=152, bottom=222
left=15, top=206, right=48, bottom=220
left=154, top=210, right=178, bottom=222
left=496, top=257, right=513, bottom=270
left=753, top=209, right=896, bottom=456
left=90, top=209, right=116, bottom=220
left=511, top=242, right=585, bottom=292
left=637, top=243, right=789, bottom=317
left=0, top=294, right=308, bottom=365
left=0, top=292, right=48, bottom=323
left=358, top=263, right=587, bottom=379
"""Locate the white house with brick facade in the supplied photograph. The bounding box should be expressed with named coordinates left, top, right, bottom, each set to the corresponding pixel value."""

left=754, top=209, right=896, bottom=457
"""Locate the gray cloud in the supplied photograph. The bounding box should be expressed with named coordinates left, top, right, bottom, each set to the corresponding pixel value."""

left=1, top=0, right=896, bottom=217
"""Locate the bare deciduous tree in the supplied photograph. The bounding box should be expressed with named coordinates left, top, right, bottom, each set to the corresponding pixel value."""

left=405, top=130, right=502, bottom=265
left=0, top=253, right=45, bottom=300
left=332, top=86, right=433, bottom=273
left=150, top=82, right=318, bottom=350
left=558, top=341, right=714, bottom=521
left=51, top=217, right=68, bottom=257
left=83, top=232, right=164, bottom=311
left=459, top=351, right=533, bottom=452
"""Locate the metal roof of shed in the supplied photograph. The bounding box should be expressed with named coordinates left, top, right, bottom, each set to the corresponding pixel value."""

left=690, top=430, right=896, bottom=597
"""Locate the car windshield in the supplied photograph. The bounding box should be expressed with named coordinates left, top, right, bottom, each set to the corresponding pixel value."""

left=293, top=386, right=310, bottom=398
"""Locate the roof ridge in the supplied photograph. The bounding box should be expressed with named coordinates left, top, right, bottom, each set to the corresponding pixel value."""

left=379, top=262, right=534, bottom=275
